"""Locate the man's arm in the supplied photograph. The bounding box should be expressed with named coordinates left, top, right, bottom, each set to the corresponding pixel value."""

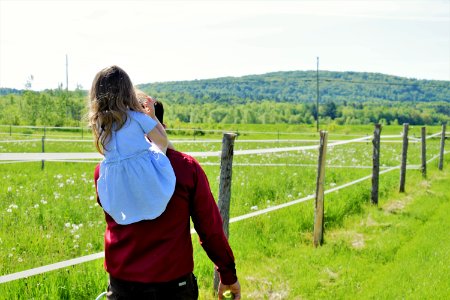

left=189, top=160, right=240, bottom=296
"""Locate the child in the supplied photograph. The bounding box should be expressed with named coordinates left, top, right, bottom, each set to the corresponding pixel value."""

left=89, top=65, right=176, bottom=225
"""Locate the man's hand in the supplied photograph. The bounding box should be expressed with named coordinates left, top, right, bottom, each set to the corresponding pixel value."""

left=218, top=280, right=241, bottom=300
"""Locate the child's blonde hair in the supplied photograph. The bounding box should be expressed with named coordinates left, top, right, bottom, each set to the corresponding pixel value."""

left=88, top=65, right=144, bottom=154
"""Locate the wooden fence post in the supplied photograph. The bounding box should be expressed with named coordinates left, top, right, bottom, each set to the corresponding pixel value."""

left=371, top=124, right=382, bottom=205
left=41, top=136, right=45, bottom=170
left=399, top=123, right=409, bottom=193
left=421, top=127, right=426, bottom=178
left=313, top=130, right=328, bottom=247
left=438, top=123, right=446, bottom=171
left=213, top=133, right=237, bottom=291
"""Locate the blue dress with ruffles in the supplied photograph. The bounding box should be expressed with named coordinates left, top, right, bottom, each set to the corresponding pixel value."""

left=96, top=110, right=176, bottom=225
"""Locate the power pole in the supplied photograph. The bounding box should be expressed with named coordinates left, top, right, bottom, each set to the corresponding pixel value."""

left=316, top=57, right=320, bottom=132
left=66, top=54, right=69, bottom=91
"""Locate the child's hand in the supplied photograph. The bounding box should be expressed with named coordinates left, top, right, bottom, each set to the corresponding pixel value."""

left=143, top=96, right=156, bottom=118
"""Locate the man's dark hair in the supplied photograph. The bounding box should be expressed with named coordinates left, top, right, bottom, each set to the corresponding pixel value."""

left=154, top=101, right=164, bottom=124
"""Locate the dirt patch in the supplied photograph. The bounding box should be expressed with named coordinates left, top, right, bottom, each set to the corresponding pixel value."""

left=351, top=233, right=365, bottom=249
left=245, top=276, right=290, bottom=299
left=384, top=195, right=413, bottom=214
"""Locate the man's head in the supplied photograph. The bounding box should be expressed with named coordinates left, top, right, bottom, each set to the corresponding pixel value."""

left=134, top=89, right=165, bottom=125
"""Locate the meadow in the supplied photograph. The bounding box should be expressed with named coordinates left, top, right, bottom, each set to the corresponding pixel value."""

left=0, top=124, right=447, bottom=299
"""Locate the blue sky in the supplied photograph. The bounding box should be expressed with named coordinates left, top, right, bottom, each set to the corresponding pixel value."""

left=0, top=0, right=449, bottom=90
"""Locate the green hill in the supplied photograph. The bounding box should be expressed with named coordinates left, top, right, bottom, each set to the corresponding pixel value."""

left=138, top=70, right=449, bottom=104
left=0, top=70, right=449, bottom=126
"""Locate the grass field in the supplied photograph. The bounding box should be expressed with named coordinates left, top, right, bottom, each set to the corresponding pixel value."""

left=0, top=124, right=448, bottom=299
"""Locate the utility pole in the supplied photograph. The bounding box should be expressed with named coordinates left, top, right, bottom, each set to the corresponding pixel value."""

left=66, top=54, right=69, bottom=91
left=316, top=57, right=320, bottom=132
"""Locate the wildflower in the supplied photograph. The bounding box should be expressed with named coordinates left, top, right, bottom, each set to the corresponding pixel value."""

left=41, top=199, right=48, bottom=204
left=65, top=223, right=71, bottom=228
left=89, top=196, right=95, bottom=201
left=34, top=204, right=39, bottom=209
left=18, top=257, right=23, bottom=262
left=7, top=187, right=12, bottom=192
left=58, top=183, right=64, bottom=188
left=250, top=205, right=258, bottom=211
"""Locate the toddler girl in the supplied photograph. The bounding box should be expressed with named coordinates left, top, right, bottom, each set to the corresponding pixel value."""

left=89, top=65, right=175, bottom=225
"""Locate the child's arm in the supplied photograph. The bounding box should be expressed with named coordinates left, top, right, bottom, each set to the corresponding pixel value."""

left=147, top=119, right=169, bottom=153
left=143, top=97, right=169, bottom=153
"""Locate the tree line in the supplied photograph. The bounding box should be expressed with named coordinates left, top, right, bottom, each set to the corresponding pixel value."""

left=0, top=71, right=448, bottom=127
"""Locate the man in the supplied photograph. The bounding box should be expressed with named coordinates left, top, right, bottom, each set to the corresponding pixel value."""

left=94, top=99, right=241, bottom=299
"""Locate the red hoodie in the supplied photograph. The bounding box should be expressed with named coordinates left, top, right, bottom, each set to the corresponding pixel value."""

left=94, top=148, right=237, bottom=284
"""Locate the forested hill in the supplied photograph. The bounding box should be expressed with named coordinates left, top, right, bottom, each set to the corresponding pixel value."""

left=0, top=70, right=449, bottom=126
left=138, top=71, right=450, bottom=104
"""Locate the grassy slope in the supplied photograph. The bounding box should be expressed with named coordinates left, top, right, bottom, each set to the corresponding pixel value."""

left=197, top=159, right=450, bottom=299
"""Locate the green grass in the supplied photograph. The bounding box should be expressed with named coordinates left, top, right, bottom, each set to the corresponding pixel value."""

left=197, top=160, right=449, bottom=299
left=0, top=125, right=448, bottom=299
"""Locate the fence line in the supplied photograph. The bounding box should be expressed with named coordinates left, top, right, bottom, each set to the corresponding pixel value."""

left=0, top=132, right=447, bottom=284
left=0, top=124, right=443, bottom=138
left=0, top=132, right=442, bottom=163
left=1, top=132, right=439, bottom=145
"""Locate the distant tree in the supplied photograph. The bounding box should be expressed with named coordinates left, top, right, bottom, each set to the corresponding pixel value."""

left=323, top=101, right=338, bottom=119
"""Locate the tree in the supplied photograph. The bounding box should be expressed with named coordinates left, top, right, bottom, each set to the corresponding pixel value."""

left=323, top=101, right=338, bottom=119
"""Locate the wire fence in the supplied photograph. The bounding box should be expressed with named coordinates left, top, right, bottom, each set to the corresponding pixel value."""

left=0, top=124, right=447, bottom=284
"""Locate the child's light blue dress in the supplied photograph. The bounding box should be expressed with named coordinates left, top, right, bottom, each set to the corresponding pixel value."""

left=97, top=110, right=176, bottom=225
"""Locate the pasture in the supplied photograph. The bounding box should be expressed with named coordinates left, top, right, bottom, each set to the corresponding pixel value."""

left=0, top=124, right=448, bottom=299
